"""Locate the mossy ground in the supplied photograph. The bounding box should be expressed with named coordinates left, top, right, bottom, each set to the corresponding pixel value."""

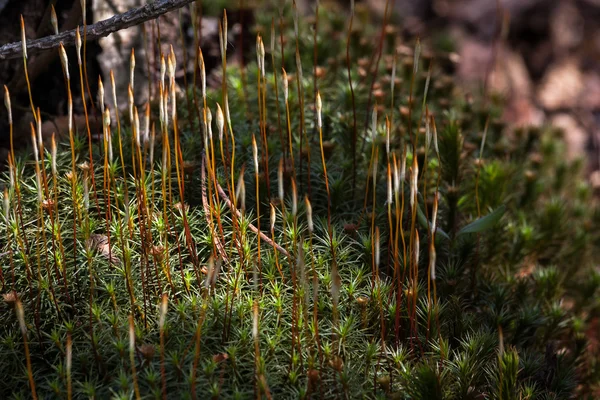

left=0, top=2, right=599, bottom=399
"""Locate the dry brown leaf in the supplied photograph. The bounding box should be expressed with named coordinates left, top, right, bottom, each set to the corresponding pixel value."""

left=86, top=233, right=121, bottom=266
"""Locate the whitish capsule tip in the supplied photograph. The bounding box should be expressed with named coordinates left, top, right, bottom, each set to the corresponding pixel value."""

left=371, top=107, right=378, bottom=141
left=431, top=191, right=439, bottom=235
left=16, top=299, right=27, bottom=335
left=278, top=159, right=284, bottom=202
left=4, top=86, right=11, bottom=124
left=31, top=126, right=38, bottom=163
left=270, top=203, right=276, bottom=231
left=251, top=134, right=259, bottom=172
left=4, top=188, right=10, bottom=222
left=282, top=69, right=289, bottom=101
left=393, top=155, right=400, bottom=196
left=305, top=196, right=313, bottom=233
left=68, top=95, right=73, bottom=133
left=199, top=48, right=206, bottom=97
left=160, top=54, right=166, bottom=87
left=252, top=301, right=259, bottom=339
left=400, top=150, right=406, bottom=181
left=169, top=45, right=176, bottom=71
left=158, top=89, right=165, bottom=124
left=216, top=104, right=224, bottom=142
left=36, top=109, right=42, bottom=146
left=128, top=315, right=135, bottom=351
left=134, top=107, right=140, bottom=148
left=205, top=256, right=214, bottom=290
left=316, top=92, right=322, bottom=129
left=258, top=36, right=265, bottom=76
left=429, top=246, right=436, bottom=281
left=51, top=133, right=57, bottom=174
left=66, top=333, right=72, bottom=372
left=20, top=16, right=27, bottom=60
left=414, top=230, right=420, bottom=264
left=159, top=294, right=168, bottom=329
left=167, top=52, right=175, bottom=81
left=206, top=107, right=213, bottom=140
left=236, top=174, right=246, bottom=211
left=291, top=179, right=297, bottom=216
left=75, top=28, right=82, bottom=65
left=256, top=35, right=262, bottom=71
left=50, top=5, right=58, bottom=35
left=129, top=51, right=136, bottom=90
left=103, top=108, right=111, bottom=128
left=97, top=77, right=104, bottom=113
left=375, top=226, right=380, bottom=269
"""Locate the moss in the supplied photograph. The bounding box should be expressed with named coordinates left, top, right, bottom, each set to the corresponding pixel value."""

left=0, top=2, right=598, bottom=399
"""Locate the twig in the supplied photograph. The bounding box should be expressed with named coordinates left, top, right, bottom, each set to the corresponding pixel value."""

left=0, top=0, right=195, bottom=60
left=203, top=156, right=290, bottom=258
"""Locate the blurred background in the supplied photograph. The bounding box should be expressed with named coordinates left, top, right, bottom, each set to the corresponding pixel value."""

left=0, top=0, right=598, bottom=185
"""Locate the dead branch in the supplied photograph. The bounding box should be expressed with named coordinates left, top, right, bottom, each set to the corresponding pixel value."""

left=200, top=152, right=290, bottom=257
left=200, top=152, right=229, bottom=263
left=0, top=0, right=195, bottom=61
left=211, top=163, right=291, bottom=258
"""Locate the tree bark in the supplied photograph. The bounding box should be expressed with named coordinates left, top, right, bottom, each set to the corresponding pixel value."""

left=0, top=0, right=195, bottom=60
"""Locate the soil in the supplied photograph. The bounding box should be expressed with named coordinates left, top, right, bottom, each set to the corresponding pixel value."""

left=363, top=0, right=600, bottom=181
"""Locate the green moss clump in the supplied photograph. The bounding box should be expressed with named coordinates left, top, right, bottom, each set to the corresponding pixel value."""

left=0, top=2, right=598, bottom=399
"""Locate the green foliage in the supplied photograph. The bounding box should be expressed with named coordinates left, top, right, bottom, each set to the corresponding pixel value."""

left=0, top=2, right=598, bottom=399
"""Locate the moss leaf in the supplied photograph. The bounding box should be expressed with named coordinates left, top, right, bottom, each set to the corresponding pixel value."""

left=457, top=205, right=506, bottom=236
